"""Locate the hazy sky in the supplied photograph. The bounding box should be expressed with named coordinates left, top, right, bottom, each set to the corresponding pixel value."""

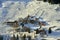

left=0, top=0, right=31, bottom=7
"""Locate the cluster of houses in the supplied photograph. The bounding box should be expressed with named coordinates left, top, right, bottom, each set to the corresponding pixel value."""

left=1, top=15, right=54, bottom=40
left=5, top=15, right=48, bottom=32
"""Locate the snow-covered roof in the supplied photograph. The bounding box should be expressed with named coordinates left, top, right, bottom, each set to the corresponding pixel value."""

left=28, top=16, right=36, bottom=20
left=24, top=23, right=40, bottom=30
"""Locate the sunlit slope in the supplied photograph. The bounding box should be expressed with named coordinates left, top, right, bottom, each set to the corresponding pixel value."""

left=26, top=1, right=60, bottom=21
left=0, top=1, right=60, bottom=23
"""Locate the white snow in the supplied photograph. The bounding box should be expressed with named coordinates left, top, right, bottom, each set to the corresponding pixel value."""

left=24, top=23, right=40, bottom=30
left=0, top=1, right=60, bottom=22
left=0, top=0, right=60, bottom=40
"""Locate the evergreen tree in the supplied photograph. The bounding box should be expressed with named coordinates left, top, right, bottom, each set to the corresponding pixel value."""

left=43, top=0, right=47, bottom=2
left=28, top=36, right=31, bottom=40
left=12, top=34, right=16, bottom=40
left=16, top=35, right=19, bottom=40
left=23, top=34, right=26, bottom=40
left=48, top=0, right=51, bottom=3
left=48, top=28, right=52, bottom=34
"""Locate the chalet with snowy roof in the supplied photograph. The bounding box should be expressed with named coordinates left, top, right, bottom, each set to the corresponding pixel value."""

left=6, top=21, right=19, bottom=27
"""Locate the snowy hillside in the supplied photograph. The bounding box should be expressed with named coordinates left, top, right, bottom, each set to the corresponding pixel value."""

left=26, top=1, right=60, bottom=21
left=0, top=0, right=60, bottom=22
left=0, top=1, right=60, bottom=40
left=0, top=0, right=60, bottom=33
left=0, top=1, right=26, bottom=23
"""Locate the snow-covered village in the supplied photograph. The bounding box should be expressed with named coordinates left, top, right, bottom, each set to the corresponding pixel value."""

left=0, top=0, right=60, bottom=40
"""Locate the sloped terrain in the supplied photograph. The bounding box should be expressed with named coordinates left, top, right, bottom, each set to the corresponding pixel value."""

left=0, top=0, right=60, bottom=39
left=0, top=0, right=60, bottom=22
